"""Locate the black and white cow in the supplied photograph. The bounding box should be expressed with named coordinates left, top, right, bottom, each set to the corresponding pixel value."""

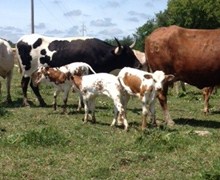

left=16, top=34, right=142, bottom=106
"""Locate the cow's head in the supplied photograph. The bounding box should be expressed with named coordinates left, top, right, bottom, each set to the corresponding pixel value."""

left=113, top=38, right=142, bottom=70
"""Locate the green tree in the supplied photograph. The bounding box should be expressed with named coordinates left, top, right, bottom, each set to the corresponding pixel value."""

left=134, top=19, right=158, bottom=51
left=105, top=35, right=136, bottom=48
left=166, top=0, right=220, bottom=28
left=133, top=0, right=220, bottom=51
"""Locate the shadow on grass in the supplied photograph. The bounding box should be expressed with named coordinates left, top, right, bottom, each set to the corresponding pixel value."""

left=0, top=98, right=47, bottom=108
left=210, top=110, right=220, bottom=115
left=174, top=118, right=220, bottom=129
left=127, top=107, right=141, bottom=115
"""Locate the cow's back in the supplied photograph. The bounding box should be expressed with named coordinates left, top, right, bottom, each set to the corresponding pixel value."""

left=146, top=25, right=220, bottom=89
left=16, top=34, right=141, bottom=77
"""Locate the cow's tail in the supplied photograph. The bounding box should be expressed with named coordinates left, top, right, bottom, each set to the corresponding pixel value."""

left=87, top=64, right=96, bottom=74
left=17, top=58, right=23, bottom=74
left=144, top=45, right=153, bottom=73
left=13, top=48, right=23, bottom=74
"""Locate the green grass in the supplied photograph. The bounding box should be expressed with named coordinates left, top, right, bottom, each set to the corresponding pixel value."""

left=1, top=67, right=220, bottom=179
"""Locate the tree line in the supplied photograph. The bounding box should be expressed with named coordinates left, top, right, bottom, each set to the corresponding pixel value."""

left=111, top=0, right=220, bottom=52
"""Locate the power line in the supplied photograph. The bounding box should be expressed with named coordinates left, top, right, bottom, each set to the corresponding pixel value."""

left=38, top=0, right=67, bottom=29
left=55, top=1, right=76, bottom=28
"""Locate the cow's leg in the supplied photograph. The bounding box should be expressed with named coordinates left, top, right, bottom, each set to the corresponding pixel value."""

left=61, top=89, right=70, bottom=114
left=77, top=93, right=84, bottom=111
left=141, top=101, right=148, bottom=130
left=175, top=81, right=186, bottom=95
left=180, top=81, right=186, bottom=92
left=53, top=89, right=60, bottom=111
left=117, top=92, right=129, bottom=126
left=0, top=81, right=2, bottom=97
left=112, top=98, right=128, bottom=131
left=149, top=99, right=156, bottom=127
left=118, top=107, right=128, bottom=131
left=21, top=76, right=31, bottom=106
left=121, top=92, right=130, bottom=113
left=30, top=79, right=47, bottom=107
left=5, top=70, right=13, bottom=103
left=157, top=85, right=174, bottom=126
left=111, top=105, right=119, bottom=127
left=83, top=99, right=89, bottom=123
left=88, top=98, right=96, bottom=123
left=202, top=86, right=214, bottom=114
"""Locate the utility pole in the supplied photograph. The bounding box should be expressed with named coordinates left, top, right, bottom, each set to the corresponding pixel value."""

left=31, top=0, right=35, bottom=33
left=81, top=23, right=86, bottom=36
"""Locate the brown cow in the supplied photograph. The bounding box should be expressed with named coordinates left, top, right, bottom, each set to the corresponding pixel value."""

left=145, top=25, right=220, bottom=126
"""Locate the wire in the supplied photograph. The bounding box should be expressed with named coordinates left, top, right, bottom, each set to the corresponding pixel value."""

left=38, top=0, right=68, bottom=30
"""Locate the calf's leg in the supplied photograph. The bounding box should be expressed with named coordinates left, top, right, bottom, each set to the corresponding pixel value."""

left=61, top=89, right=70, bottom=114
left=112, top=99, right=128, bottom=131
left=141, top=101, right=148, bottom=130
left=77, top=93, right=84, bottom=111
left=88, top=98, right=96, bottom=123
left=53, top=90, right=58, bottom=111
left=83, top=99, right=90, bottom=123
left=149, top=100, right=156, bottom=126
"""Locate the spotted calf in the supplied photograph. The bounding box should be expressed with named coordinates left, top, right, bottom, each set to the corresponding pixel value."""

left=70, top=73, right=128, bottom=130
left=118, top=67, right=174, bottom=130
left=34, top=62, right=96, bottom=113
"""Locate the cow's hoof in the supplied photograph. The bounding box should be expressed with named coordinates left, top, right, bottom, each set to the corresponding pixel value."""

left=40, top=102, right=47, bottom=107
left=23, top=101, right=30, bottom=107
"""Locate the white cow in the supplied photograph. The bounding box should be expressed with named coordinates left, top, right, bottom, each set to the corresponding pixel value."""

left=0, top=39, right=14, bottom=103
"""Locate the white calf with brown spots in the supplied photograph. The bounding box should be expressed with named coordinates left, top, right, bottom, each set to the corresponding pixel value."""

left=70, top=73, right=128, bottom=130
left=118, top=67, right=174, bottom=130
left=34, top=62, right=96, bottom=113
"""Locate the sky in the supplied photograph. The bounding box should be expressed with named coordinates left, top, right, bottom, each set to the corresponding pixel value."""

left=0, top=0, right=168, bottom=43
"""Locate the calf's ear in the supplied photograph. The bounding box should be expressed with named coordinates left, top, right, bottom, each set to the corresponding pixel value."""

left=144, top=74, right=152, bottom=79
left=165, top=74, right=175, bottom=82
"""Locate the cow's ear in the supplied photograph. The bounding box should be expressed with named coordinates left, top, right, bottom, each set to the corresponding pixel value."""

left=165, top=74, right=175, bottom=82
left=144, top=74, right=152, bottom=79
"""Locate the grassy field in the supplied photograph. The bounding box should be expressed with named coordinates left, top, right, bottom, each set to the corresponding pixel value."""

left=1, top=67, right=220, bottom=180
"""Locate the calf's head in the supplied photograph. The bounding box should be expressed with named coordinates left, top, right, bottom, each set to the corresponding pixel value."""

left=34, top=67, right=70, bottom=86
left=151, top=71, right=175, bottom=91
